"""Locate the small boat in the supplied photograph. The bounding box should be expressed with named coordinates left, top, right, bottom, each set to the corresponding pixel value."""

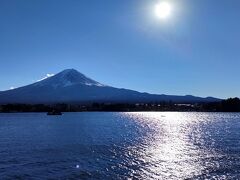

left=47, top=110, right=62, bottom=116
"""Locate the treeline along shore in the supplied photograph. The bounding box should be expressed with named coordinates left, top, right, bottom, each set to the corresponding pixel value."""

left=0, top=98, right=240, bottom=113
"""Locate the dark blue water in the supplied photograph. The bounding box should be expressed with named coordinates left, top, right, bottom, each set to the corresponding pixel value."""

left=0, top=112, right=240, bottom=179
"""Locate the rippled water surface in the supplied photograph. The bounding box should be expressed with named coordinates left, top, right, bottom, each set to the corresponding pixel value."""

left=1, top=112, right=240, bottom=179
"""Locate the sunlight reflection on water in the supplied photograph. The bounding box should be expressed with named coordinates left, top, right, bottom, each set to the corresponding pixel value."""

left=1, top=112, right=240, bottom=179
left=121, top=112, right=227, bottom=179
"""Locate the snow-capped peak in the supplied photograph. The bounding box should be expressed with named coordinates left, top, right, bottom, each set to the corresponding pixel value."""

left=34, top=69, right=105, bottom=88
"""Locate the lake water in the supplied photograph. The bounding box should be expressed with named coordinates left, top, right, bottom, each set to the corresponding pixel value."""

left=0, top=112, right=240, bottom=179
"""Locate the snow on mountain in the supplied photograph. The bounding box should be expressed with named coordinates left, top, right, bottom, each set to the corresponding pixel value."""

left=34, top=69, right=105, bottom=88
left=37, top=73, right=55, bottom=82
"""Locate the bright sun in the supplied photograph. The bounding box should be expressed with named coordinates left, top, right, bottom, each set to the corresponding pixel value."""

left=155, top=2, right=172, bottom=19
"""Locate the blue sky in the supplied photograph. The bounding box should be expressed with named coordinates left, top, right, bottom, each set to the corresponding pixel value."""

left=0, top=0, right=239, bottom=98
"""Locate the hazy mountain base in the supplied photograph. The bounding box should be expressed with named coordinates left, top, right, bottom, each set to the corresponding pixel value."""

left=0, top=98, right=239, bottom=113
left=0, top=69, right=220, bottom=104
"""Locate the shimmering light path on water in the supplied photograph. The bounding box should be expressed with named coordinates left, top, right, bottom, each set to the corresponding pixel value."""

left=0, top=112, right=240, bottom=179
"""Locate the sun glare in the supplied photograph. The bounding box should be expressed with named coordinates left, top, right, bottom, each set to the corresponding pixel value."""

left=155, top=1, right=172, bottom=19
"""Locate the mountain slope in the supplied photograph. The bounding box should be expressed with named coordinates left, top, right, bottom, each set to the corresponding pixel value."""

left=0, top=69, right=221, bottom=104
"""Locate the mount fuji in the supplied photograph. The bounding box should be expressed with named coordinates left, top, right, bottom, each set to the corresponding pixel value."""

left=0, top=69, right=220, bottom=104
